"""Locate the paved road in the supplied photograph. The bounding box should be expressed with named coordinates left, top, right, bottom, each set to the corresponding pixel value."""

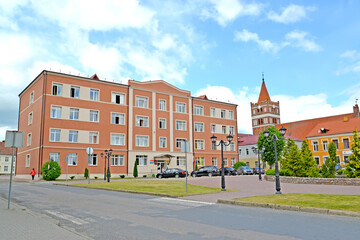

left=1, top=178, right=360, bottom=240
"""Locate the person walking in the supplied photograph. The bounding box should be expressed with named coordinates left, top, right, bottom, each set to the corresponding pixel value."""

left=30, top=168, right=36, bottom=181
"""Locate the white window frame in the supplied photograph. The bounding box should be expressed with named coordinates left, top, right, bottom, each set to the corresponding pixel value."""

left=69, top=108, right=79, bottom=120
left=159, top=118, right=166, bottom=129
left=90, top=154, right=97, bottom=166
left=231, top=158, right=236, bottom=166
left=176, top=156, right=185, bottom=166
left=30, top=91, right=34, bottom=105
left=210, top=108, right=215, bottom=117
left=68, top=153, right=78, bottom=166
left=70, top=86, right=80, bottom=98
left=212, top=157, right=217, bottom=166
left=159, top=137, right=166, bottom=148
left=28, top=112, right=33, bottom=125
left=26, top=154, right=30, bottom=167
left=322, top=140, right=328, bottom=151
left=50, top=129, right=60, bottom=142
left=222, top=126, right=226, bottom=134
left=52, top=83, right=62, bottom=96
left=194, top=105, right=203, bottom=115
left=194, top=122, right=204, bottom=132
left=195, top=140, right=204, bottom=150
left=111, top=155, right=124, bottom=166
left=89, top=132, right=98, bottom=144
left=136, top=136, right=149, bottom=147
left=69, top=130, right=78, bottom=143
left=176, top=138, right=186, bottom=149
left=176, top=102, right=186, bottom=113
left=90, top=89, right=99, bottom=101
left=228, top=111, right=234, bottom=119
left=136, top=116, right=149, bottom=127
left=211, top=124, right=215, bottom=133
left=229, top=126, right=234, bottom=135
left=230, top=142, right=235, bottom=151
left=111, top=133, right=125, bottom=146
left=112, top=92, right=125, bottom=105
left=111, top=113, right=125, bottom=125
left=313, top=141, right=319, bottom=151
left=27, top=133, right=32, bottom=146
left=159, top=99, right=166, bottom=111
left=51, top=106, right=62, bottom=119
left=176, top=120, right=186, bottom=131
left=136, top=96, right=148, bottom=108
left=221, top=110, right=225, bottom=118
left=136, top=155, right=147, bottom=166
left=90, top=110, right=99, bottom=122
left=343, top=138, right=350, bottom=149
left=49, top=152, right=60, bottom=163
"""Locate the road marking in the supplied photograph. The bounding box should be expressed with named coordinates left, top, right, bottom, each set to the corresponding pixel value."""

left=45, top=210, right=89, bottom=225
left=150, top=197, right=215, bottom=207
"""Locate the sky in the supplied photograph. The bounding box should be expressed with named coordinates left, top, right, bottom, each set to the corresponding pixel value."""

left=1, top=0, right=360, bottom=141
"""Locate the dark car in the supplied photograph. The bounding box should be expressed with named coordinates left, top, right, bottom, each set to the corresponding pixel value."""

left=191, top=166, right=220, bottom=177
left=156, top=168, right=187, bottom=178
left=219, top=167, right=239, bottom=176
left=253, top=167, right=265, bottom=174
left=238, top=166, right=254, bottom=175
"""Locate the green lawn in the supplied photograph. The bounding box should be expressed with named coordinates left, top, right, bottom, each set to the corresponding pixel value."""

left=76, top=180, right=222, bottom=196
left=233, top=193, right=360, bottom=213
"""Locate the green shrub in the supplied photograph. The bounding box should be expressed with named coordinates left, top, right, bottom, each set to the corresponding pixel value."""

left=120, top=175, right=125, bottom=178
left=279, top=169, right=291, bottom=176
left=70, top=176, right=75, bottom=180
left=233, top=161, right=247, bottom=169
left=94, top=176, right=98, bottom=179
left=143, top=175, right=147, bottom=178
left=265, top=169, right=275, bottom=175
left=41, top=161, right=61, bottom=181
left=84, top=168, right=89, bottom=179
left=152, top=174, right=155, bottom=178
left=337, top=169, right=344, bottom=175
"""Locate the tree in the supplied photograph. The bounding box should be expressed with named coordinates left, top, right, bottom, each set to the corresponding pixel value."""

left=41, top=161, right=61, bottom=181
left=233, top=161, right=246, bottom=169
left=257, top=126, right=286, bottom=168
left=300, top=140, right=319, bottom=177
left=321, top=142, right=337, bottom=178
left=345, top=128, right=360, bottom=178
left=84, top=168, right=89, bottom=179
left=133, top=159, right=138, bottom=178
left=280, top=138, right=302, bottom=176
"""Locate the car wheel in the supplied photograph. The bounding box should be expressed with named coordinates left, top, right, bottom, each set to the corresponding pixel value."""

left=192, top=173, right=196, bottom=177
left=158, top=175, right=162, bottom=179
left=175, top=174, right=179, bottom=178
left=227, top=172, right=231, bottom=176
left=208, top=173, right=212, bottom=177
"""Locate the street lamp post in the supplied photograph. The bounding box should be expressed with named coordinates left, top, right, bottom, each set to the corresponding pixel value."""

left=105, top=149, right=112, bottom=182
left=100, top=153, right=106, bottom=181
left=210, top=134, right=233, bottom=191
left=252, top=146, right=265, bottom=181
left=263, top=126, right=286, bottom=194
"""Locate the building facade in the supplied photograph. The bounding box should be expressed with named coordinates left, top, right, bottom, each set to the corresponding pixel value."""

left=17, top=71, right=238, bottom=178
left=0, top=141, right=15, bottom=174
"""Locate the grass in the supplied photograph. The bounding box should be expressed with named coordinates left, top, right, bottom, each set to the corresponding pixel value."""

left=76, top=180, right=222, bottom=196
left=233, top=193, right=360, bottom=213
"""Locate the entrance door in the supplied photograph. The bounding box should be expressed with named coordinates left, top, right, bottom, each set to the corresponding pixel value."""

left=157, top=162, right=165, bottom=173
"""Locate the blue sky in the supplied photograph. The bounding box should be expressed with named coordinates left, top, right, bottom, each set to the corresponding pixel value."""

left=1, top=0, right=360, bottom=140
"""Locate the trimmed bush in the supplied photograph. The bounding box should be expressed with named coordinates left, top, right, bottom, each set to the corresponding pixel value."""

left=41, top=161, right=61, bottom=181
left=279, top=169, right=291, bottom=176
left=84, top=168, right=89, bottom=179
left=337, top=169, right=344, bottom=175
left=266, top=169, right=275, bottom=175
left=133, top=160, right=138, bottom=178
left=143, top=175, right=147, bottom=178
left=233, top=161, right=247, bottom=169
left=152, top=174, right=155, bottom=178
left=94, top=176, right=98, bottom=179
left=70, top=176, right=75, bottom=180
left=120, top=175, right=125, bottom=178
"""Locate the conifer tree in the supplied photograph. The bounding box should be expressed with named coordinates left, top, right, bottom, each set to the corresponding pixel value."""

left=133, top=159, right=138, bottom=178
left=280, top=138, right=301, bottom=176
left=300, top=140, right=319, bottom=177
left=321, top=142, right=337, bottom=178
left=345, top=128, right=360, bottom=178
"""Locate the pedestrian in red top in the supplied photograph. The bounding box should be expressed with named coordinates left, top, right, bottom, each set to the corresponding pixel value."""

left=30, top=168, right=36, bottom=181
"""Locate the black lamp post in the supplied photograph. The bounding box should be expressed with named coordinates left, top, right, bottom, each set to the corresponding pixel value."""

left=100, top=152, right=106, bottom=181
left=104, top=149, right=113, bottom=182
left=252, top=146, right=265, bottom=181
left=263, top=126, right=286, bottom=194
left=210, top=134, right=233, bottom=191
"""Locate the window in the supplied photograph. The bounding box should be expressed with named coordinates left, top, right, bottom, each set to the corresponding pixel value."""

left=212, top=157, right=217, bottom=166
left=194, top=122, right=203, bottom=132
left=176, top=120, right=186, bottom=130
left=313, top=141, right=318, bottom=151
left=27, top=133, right=32, bottom=146
left=211, top=124, right=215, bottom=133
left=239, top=149, right=242, bottom=155
left=49, top=153, right=60, bottom=163
left=70, top=86, right=80, bottom=98
left=111, top=134, right=125, bottom=145
left=196, top=157, right=204, bottom=166
left=246, top=149, right=249, bottom=155
left=69, top=108, right=79, bottom=120
left=90, top=154, right=97, bottom=166
left=51, top=106, right=61, bottom=119
left=176, top=102, right=186, bottom=113
left=229, top=126, right=234, bottom=135
left=136, top=96, right=148, bottom=108
left=136, top=136, right=149, bottom=147
left=230, top=142, right=235, bottom=151
left=5, top=157, right=9, bottom=162
left=223, top=158, right=228, bottom=166
left=111, top=155, right=124, bottom=166
left=221, top=110, right=225, bottom=118
left=210, top=108, right=215, bottom=117
left=228, top=111, right=234, bottom=119
left=231, top=158, right=236, bottom=166
left=136, top=116, right=149, bottom=127
left=68, top=153, right=78, bottom=166
left=26, top=155, right=30, bottom=167
left=323, top=141, right=328, bottom=151
left=30, top=92, right=34, bottom=105
left=336, top=155, right=341, bottom=164
left=195, top=140, right=204, bottom=150
left=344, top=155, right=349, bottom=163
left=314, top=157, right=320, bottom=165
left=52, top=84, right=62, bottom=96
left=4, top=166, right=8, bottom=172
left=89, top=132, right=98, bottom=144
left=111, top=113, right=125, bottom=125
left=90, top=110, right=99, bottom=122
left=136, top=155, right=147, bottom=166
left=28, top=112, right=33, bottom=125
left=69, top=130, right=78, bottom=143
left=222, top=126, right=226, bottom=134
left=323, top=156, right=328, bottom=164
left=176, top=139, right=186, bottom=148
left=176, top=156, right=185, bottom=166
left=194, top=106, right=203, bottom=115
left=50, top=129, right=60, bottom=142
left=211, top=141, right=217, bottom=150
left=344, top=138, right=350, bottom=149
left=159, top=137, right=166, bottom=148
left=159, top=119, right=166, bottom=129
left=332, top=140, right=339, bottom=149
left=112, top=93, right=125, bottom=105
left=90, top=89, right=99, bottom=101
left=159, top=100, right=166, bottom=111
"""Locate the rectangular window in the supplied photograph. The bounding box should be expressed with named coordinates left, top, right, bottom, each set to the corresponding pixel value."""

left=194, top=122, right=204, bottom=132
left=90, top=110, right=99, bottom=122
left=210, top=108, right=215, bottom=117
left=111, top=134, right=125, bottom=145
left=49, top=153, right=60, bottom=163
left=195, top=140, right=204, bottom=150
left=176, top=120, right=186, bottom=130
left=176, top=138, right=186, bottom=148
left=27, top=133, right=32, bottom=146
left=176, top=102, right=186, bottom=113
left=52, top=83, right=62, bottom=96
left=51, top=106, right=62, bottom=119
left=5, top=157, right=9, bottom=162
left=159, top=119, right=166, bottom=129
left=228, top=111, right=234, bottom=119
left=212, top=157, right=217, bottom=166
left=26, top=154, right=30, bottom=167
left=90, top=89, right=99, bottom=101
left=323, top=156, right=328, bottom=164
left=112, top=93, right=125, bottom=105
left=4, top=166, right=8, bottom=172
left=159, top=137, right=166, bottom=148
left=159, top=100, right=166, bottom=111
left=69, top=130, right=78, bottom=143
left=333, top=140, right=339, bottom=149
left=68, top=153, right=78, bottom=166
left=344, top=155, right=349, bottom=163
left=231, top=158, right=236, bottom=166
left=222, top=126, right=226, bottom=134
left=344, top=138, right=350, bottom=149
left=313, top=141, right=318, bottom=151
left=111, top=155, right=124, bottom=166
left=323, top=141, right=328, bottom=151
left=211, top=124, right=215, bottom=133
left=136, top=96, right=148, bottom=108
left=69, top=108, right=79, bottom=120
left=194, top=105, right=203, bottom=115
left=176, top=156, right=185, bottom=166
left=136, top=116, right=149, bottom=127
left=50, top=129, right=60, bottom=142
left=230, top=142, right=235, bottom=151
left=70, top=86, right=80, bottom=98
left=90, top=154, right=97, bottom=166
left=30, top=92, right=34, bottom=105
left=223, top=158, right=228, bottom=167
left=136, top=136, right=149, bottom=147
left=229, top=126, right=234, bottom=135
left=221, top=110, right=225, bottom=118
left=246, top=149, right=249, bottom=155
left=211, top=141, right=217, bottom=150
left=314, top=157, right=320, bottom=165
left=89, top=132, right=98, bottom=144
left=196, top=157, right=204, bottom=166
left=111, top=113, right=125, bottom=125
left=28, top=112, right=33, bottom=125
left=136, top=155, right=147, bottom=166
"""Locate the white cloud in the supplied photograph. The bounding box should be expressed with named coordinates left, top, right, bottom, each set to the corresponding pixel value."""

left=268, top=4, right=315, bottom=24
left=284, top=30, right=322, bottom=52
left=336, top=50, right=360, bottom=75
left=234, top=29, right=279, bottom=52
left=201, top=0, right=263, bottom=26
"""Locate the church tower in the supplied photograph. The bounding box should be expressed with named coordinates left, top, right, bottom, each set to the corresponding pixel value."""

left=250, top=74, right=281, bottom=135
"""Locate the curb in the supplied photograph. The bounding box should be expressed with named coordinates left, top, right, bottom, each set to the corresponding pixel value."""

left=217, top=199, right=360, bottom=218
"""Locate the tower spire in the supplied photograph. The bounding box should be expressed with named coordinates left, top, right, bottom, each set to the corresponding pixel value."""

left=262, top=72, right=264, bottom=83
left=257, top=74, right=271, bottom=102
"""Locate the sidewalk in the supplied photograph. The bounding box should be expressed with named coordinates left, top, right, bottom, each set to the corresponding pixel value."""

left=0, top=198, right=90, bottom=240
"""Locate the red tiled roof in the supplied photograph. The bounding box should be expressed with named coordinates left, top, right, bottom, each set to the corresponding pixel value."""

left=306, top=117, right=360, bottom=138
left=258, top=81, right=271, bottom=102
left=197, top=95, right=208, bottom=100
left=90, top=74, right=99, bottom=80
left=237, top=134, right=302, bottom=146
left=0, top=141, right=12, bottom=155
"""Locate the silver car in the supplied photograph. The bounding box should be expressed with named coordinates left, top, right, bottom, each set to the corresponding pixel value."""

left=238, top=166, right=254, bottom=175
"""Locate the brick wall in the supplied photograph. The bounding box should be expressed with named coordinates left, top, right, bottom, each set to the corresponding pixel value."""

left=265, top=175, right=360, bottom=186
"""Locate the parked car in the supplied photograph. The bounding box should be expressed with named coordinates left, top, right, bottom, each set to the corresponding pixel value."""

left=238, top=166, right=254, bottom=175
left=191, top=166, right=220, bottom=177
left=253, top=167, right=265, bottom=174
left=156, top=168, right=187, bottom=178
left=219, top=167, right=239, bottom=176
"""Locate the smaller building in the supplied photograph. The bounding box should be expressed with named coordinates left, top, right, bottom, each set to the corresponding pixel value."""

left=0, top=141, right=16, bottom=175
